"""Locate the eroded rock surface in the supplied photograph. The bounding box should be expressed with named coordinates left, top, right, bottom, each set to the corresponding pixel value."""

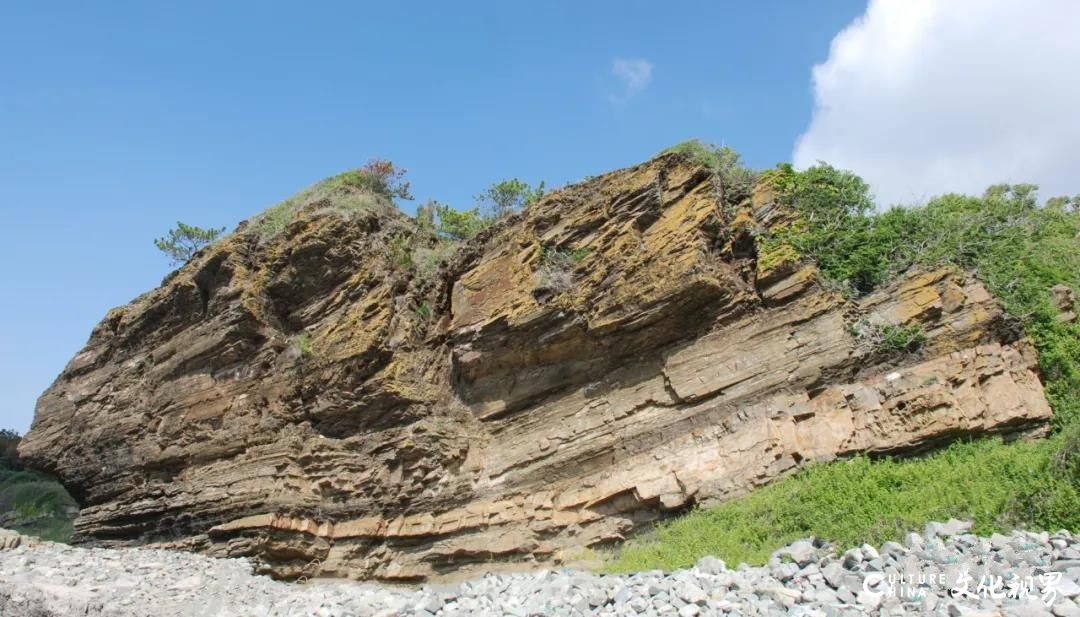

left=20, top=154, right=1053, bottom=581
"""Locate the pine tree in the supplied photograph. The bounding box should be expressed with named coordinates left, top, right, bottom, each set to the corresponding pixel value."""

left=476, top=179, right=545, bottom=217
left=154, top=222, right=225, bottom=265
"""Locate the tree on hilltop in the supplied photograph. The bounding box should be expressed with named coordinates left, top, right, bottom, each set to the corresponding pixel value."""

left=476, top=179, right=545, bottom=218
left=154, top=222, right=226, bottom=265
left=354, top=158, right=413, bottom=201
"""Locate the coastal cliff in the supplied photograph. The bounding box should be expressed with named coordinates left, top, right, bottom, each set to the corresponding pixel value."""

left=19, top=153, right=1052, bottom=581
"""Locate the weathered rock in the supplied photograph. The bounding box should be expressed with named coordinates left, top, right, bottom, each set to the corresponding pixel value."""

left=1052, top=284, right=1077, bottom=323
left=774, top=540, right=819, bottom=568
left=0, top=528, right=35, bottom=551
left=19, top=153, right=1054, bottom=581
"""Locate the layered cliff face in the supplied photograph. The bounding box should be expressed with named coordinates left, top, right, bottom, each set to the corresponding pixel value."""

left=20, top=153, right=1052, bottom=581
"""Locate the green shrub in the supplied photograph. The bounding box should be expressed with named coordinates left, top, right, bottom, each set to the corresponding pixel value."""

left=758, top=163, right=882, bottom=293
left=349, top=159, right=413, bottom=201
left=433, top=202, right=491, bottom=241
left=534, top=245, right=590, bottom=295
left=154, top=222, right=226, bottom=266
left=849, top=319, right=926, bottom=356
left=476, top=179, right=545, bottom=218
left=662, top=139, right=757, bottom=204
left=416, top=201, right=436, bottom=233
left=758, top=168, right=1080, bottom=306
left=540, top=245, right=590, bottom=267
left=415, top=301, right=432, bottom=322
left=879, top=324, right=926, bottom=354
left=295, top=333, right=313, bottom=356
left=385, top=232, right=413, bottom=271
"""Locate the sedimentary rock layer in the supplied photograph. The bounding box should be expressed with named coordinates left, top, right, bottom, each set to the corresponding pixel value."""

left=20, top=153, right=1052, bottom=581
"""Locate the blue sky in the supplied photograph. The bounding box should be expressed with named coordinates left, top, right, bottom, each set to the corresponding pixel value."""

left=0, top=0, right=956, bottom=433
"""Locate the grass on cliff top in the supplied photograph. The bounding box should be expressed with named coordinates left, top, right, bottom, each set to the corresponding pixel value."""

left=608, top=157, right=1080, bottom=573
left=0, top=468, right=77, bottom=543
left=608, top=432, right=1080, bottom=573
left=249, top=170, right=389, bottom=239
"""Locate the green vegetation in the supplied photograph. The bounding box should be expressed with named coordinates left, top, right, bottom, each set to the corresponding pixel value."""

left=432, top=201, right=491, bottom=241
left=252, top=172, right=380, bottom=238
left=609, top=157, right=1080, bottom=572
left=413, top=241, right=456, bottom=280
left=876, top=324, right=926, bottom=355
left=0, top=469, right=77, bottom=542
left=609, top=433, right=1080, bottom=572
left=534, top=245, right=590, bottom=295
left=389, top=203, right=476, bottom=283
left=349, top=158, right=413, bottom=201
left=415, top=200, right=437, bottom=234
left=540, top=245, right=590, bottom=267
left=662, top=139, right=757, bottom=204
left=295, top=333, right=313, bottom=356
left=756, top=163, right=878, bottom=294
left=761, top=166, right=1080, bottom=426
left=0, top=429, right=21, bottom=471
left=403, top=179, right=545, bottom=284
left=415, top=301, right=432, bottom=322
left=154, top=221, right=226, bottom=265
left=0, top=430, right=77, bottom=543
left=755, top=241, right=801, bottom=274
left=386, top=232, right=413, bottom=271
left=849, top=319, right=927, bottom=356
left=250, top=159, right=412, bottom=239
left=476, top=178, right=545, bottom=218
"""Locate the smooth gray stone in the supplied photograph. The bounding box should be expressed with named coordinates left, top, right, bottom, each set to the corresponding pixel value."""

left=821, top=562, right=845, bottom=589
left=695, top=556, right=726, bottom=575
left=905, top=532, right=925, bottom=550
left=1052, top=599, right=1080, bottom=617
left=775, top=540, right=819, bottom=567
left=1058, top=576, right=1080, bottom=598
left=841, top=548, right=863, bottom=570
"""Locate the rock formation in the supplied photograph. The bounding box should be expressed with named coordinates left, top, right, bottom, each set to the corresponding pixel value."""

left=19, top=153, right=1053, bottom=581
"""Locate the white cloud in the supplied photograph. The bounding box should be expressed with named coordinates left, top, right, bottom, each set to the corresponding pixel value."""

left=794, top=0, right=1080, bottom=206
left=611, top=57, right=653, bottom=101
